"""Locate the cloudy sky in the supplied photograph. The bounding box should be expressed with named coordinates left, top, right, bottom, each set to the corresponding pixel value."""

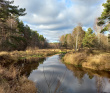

left=13, top=0, right=106, bottom=42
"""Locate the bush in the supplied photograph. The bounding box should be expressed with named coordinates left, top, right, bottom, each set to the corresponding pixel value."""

left=63, top=52, right=87, bottom=66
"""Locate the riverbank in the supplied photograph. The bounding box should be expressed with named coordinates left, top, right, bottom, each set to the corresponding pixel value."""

left=0, top=49, right=67, bottom=65
left=63, top=49, right=110, bottom=71
left=0, top=49, right=64, bottom=93
left=0, top=49, right=68, bottom=93
left=0, top=65, right=37, bottom=93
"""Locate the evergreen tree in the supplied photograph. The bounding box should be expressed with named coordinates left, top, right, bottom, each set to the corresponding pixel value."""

left=98, top=0, right=110, bottom=32
left=83, top=28, right=96, bottom=48
left=0, top=0, right=26, bottom=21
left=0, top=0, right=48, bottom=51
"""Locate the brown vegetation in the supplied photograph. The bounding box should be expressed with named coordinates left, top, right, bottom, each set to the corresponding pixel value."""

left=0, top=65, right=37, bottom=93
left=0, top=49, right=62, bottom=64
left=65, top=64, right=110, bottom=79
left=0, top=49, right=63, bottom=93
left=63, top=52, right=87, bottom=66
left=63, top=49, right=110, bottom=71
left=83, top=53, right=110, bottom=70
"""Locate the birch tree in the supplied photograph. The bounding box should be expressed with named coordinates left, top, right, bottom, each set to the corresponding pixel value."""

left=94, top=18, right=102, bottom=46
left=72, top=24, right=85, bottom=51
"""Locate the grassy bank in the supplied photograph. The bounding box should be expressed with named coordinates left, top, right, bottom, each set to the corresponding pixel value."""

left=0, top=49, right=60, bottom=60
left=0, top=49, right=72, bottom=66
left=0, top=49, right=66, bottom=65
left=63, top=49, right=110, bottom=71
left=0, top=49, right=68, bottom=93
left=0, top=65, right=37, bottom=93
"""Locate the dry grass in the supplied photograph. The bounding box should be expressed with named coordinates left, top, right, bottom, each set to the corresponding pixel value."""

left=0, top=48, right=71, bottom=93
left=82, top=54, right=110, bottom=70
left=0, top=65, right=37, bottom=93
left=0, top=65, right=18, bottom=79
left=15, top=76, right=37, bottom=93
left=0, top=49, right=69, bottom=59
left=63, top=50, right=110, bottom=71
left=0, top=54, right=17, bottom=66
left=10, top=49, right=62, bottom=58
left=0, top=49, right=63, bottom=65
left=0, top=49, right=69, bottom=93
left=63, top=52, right=87, bottom=66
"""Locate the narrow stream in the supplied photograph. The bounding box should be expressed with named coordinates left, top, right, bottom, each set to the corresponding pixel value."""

left=28, top=55, right=110, bottom=93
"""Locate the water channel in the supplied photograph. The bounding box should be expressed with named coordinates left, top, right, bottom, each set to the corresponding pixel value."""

left=27, top=55, right=110, bottom=93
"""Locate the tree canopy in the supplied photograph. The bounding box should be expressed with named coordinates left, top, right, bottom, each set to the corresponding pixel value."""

left=82, top=28, right=96, bottom=48
left=0, top=0, right=48, bottom=51
left=0, top=0, right=26, bottom=21
left=98, top=0, right=110, bottom=32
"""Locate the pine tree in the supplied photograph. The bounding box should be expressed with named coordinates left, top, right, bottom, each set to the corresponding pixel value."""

left=97, top=0, right=110, bottom=32
left=0, top=0, right=26, bottom=21
left=83, top=28, right=96, bottom=48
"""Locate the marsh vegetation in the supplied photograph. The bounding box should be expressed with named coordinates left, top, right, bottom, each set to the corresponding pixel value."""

left=0, top=0, right=110, bottom=93
left=63, top=49, right=110, bottom=71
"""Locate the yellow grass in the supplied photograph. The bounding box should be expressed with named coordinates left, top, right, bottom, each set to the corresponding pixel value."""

left=0, top=49, right=64, bottom=65
left=0, top=49, right=69, bottom=93
left=63, top=52, right=87, bottom=66
left=0, top=65, right=37, bottom=93
left=63, top=50, right=110, bottom=71
left=82, top=54, right=110, bottom=70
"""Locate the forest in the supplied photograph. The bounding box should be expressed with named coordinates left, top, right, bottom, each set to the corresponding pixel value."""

left=0, top=0, right=110, bottom=93
left=59, top=23, right=110, bottom=50
left=0, top=0, right=110, bottom=51
left=0, top=0, right=48, bottom=51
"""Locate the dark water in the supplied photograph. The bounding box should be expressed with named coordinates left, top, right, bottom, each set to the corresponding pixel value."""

left=28, top=55, right=110, bottom=93
left=18, top=58, right=45, bottom=77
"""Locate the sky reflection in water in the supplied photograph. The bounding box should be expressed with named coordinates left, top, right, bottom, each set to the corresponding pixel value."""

left=28, top=55, right=110, bottom=93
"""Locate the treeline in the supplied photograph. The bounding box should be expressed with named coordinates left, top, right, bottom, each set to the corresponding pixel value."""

left=0, top=0, right=48, bottom=51
left=48, top=43, right=60, bottom=49
left=60, top=24, right=109, bottom=50
left=60, top=0, right=110, bottom=51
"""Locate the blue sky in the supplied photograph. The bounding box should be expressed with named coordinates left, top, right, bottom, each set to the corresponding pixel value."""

left=13, top=0, right=107, bottom=42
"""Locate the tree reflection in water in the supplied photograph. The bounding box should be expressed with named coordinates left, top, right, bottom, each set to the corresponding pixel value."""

left=36, top=67, right=67, bottom=93
left=66, top=64, right=110, bottom=93
left=28, top=55, right=110, bottom=93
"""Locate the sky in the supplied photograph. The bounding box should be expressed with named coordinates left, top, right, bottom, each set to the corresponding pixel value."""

left=13, top=0, right=107, bottom=42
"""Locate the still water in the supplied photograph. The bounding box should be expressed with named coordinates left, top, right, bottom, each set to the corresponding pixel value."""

left=28, top=55, right=110, bottom=93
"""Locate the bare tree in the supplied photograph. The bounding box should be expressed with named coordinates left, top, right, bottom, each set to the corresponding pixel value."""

left=72, top=23, right=85, bottom=51
left=66, top=34, right=73, bottom=49
left=94, top=18, right=102, bottom=47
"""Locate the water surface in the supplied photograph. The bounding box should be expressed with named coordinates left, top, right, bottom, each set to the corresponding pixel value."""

left=28, top=55, right=110, bottom=93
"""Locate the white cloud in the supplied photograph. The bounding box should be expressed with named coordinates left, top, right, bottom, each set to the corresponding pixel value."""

left=13, top=0, right=106, bottom=42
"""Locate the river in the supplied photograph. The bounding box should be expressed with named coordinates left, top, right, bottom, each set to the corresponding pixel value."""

left=28, top=55, right=110, bottom=93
